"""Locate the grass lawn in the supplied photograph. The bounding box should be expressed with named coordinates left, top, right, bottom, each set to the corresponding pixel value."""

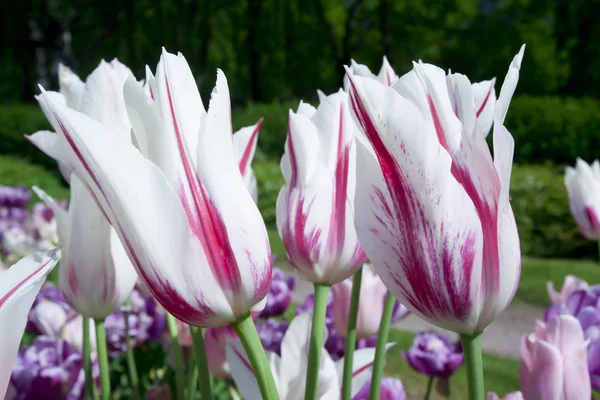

left=384, top=330, right=519, bottom=399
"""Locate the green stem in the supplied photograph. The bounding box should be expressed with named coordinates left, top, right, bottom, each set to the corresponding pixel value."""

left=82, top=316, right=96, bottom=400
left=424, top=376, right=434, bottom=400
left=124, top=299, right=141, bottom=400
left=369, top=291, right=395, bottom=399
left=167, top=313, right=186, bottom=400
left=597, top=240, right=600, bottom=263
left=186, top=350, right=199, bottom=400
left=230, top=313, right=280, bottom=400
left=460, top=332, right=485, bottom=400
left=305, top=283, right=331, bottom=400
left=94, top=319, right=111, bottom=400
left=191, top=327, right=212, bottom=399
left=341, top=268, right=363, bottom=400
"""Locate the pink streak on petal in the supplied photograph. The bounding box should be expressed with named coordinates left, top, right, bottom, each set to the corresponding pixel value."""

left=476, top=83, right=494, bottom=118
left=0, top=255, right=56, bottom=307
left=427, top=96, right=500, bottom=296
left=238, top=119, right=263, bottom=175
left=232, top=345, right=255, bottom=374
left=586, top=206, right=600, bottom=231
left=326, top=107, right=350, bottom=256
left=348, top=80, right=474, bottom=321
left=164, top=74, right=242, bottom=294
left=119, top=226, right=215, bottom=325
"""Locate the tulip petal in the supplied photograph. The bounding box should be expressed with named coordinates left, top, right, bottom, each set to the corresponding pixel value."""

left=347, top=73, right=483, bottom=332
left=282, top=110, right=321, bottom=187
left=495, top=45, right=526, bottom=128
left=25, top=130, right=72, bottom=182
left=78, top=59, right=134, bottom=136
left=58, top=64, right=84, bottom=109
left=195, top=70, right=272, bottom=311
left=336, top=343, right=395, bottom=397
left=472, top=78, right=496, bottom=138
left=529, top=341, right=563, bottom=400
left=233, top=119, right=263, bottom=202
left=0, top=250, right=59, bottom=398
left=225, top=340, right=265, bottom=399
left=377, top=56, right=398, bottom=87
left=35, top=177, right=138, bottom=319
left=38, top=92, right=235, bottom=326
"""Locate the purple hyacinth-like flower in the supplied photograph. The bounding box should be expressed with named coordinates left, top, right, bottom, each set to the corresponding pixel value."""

left=259, top=267, right=296, bottom=319
left=7, top=336, right=98, bottom=400
left=353, top=377, right=406, bottom=400
left=297, top=292, right=377, bottom=361
left=403, top=331, right=464, bottom=378
left=0, top=185, right=31, bottom=208
left=104, top=288, right=167, bottom=356
left=256, top=319, right=289, bottom=355
left=545, top=286, right=600, bottom=389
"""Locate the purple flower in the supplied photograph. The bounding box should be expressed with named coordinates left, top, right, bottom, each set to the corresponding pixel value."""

left=0, top=185, right=31, bottom=208
left=259, top=268, right=296, bottom=318
left=403, top=331, right=464, bottom=378
left=104, top=289, right=167, bottom=356
left=256, top=319, right=289, bottom=354
left=545, top=287, right=600, bottom=390
left=7, top=336, right=98, bottom=400
left=353, top=377, right=406, bottom=400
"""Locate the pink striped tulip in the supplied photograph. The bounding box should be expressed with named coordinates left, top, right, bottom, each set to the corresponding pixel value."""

left=0, top=250, right=59, bottom=398
left=521, top=315, right=590, bottom=400
left=547, top=275, right=589, bottom=306
left=226, top=312, right=389, bottom=399
left=331, top=264, right=389, bottom=339
left=346, top=46, right=525, bottom=334
left=34, top=176, right=138, bottom=319
left=277, top=91, right=367, bottom=284
left=36, top=49, right=272, bottom=327
left=565, top=159, right=600, bottom=240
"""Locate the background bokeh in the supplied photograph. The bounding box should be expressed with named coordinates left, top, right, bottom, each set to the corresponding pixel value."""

left=2, top=0, right=600, bottom=261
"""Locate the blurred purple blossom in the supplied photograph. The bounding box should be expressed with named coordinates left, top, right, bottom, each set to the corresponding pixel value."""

left=7, top=336, right=98, bottom=400
left=256, top=319, right=289, bottom=355
left=545, top=286, right=600, bottom=389
left=353, top=377, right=406, bottom=400
left=259, top=267, right=296, bottom=319
left=402, top=331, right=464, bottom=378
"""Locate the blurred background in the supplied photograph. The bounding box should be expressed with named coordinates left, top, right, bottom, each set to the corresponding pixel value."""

left=2, top=0, right=600, bottom=262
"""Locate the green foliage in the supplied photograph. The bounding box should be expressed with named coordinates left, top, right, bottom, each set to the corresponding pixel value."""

left=507, top=96, right=600, bottom=165
left=0, top=154, right=68, bottom=200
left=510, top=164, right=596, bottom=259
left=0, top=104, right=57, bottom=169
left=254, top=160, right=284, bottom=227
left=233, top=100, right=298, bottom=161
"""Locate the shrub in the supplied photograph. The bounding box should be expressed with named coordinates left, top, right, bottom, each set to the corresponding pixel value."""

left=506, top=96, right=600, bottom=166
left=510, top=164, right=596, bottom=259
left=254, top=160, right=284, bottom=227
left=0, top=154, right=68, bottom=200
left=232, top=100, right=297, bottom=161
left=0, top=104, right=56, bottom=168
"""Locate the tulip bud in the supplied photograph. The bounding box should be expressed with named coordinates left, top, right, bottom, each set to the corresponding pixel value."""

left=565, top=158, right=600, bottom=239
left=34, top=176, right=138, bottom=319
left=277, top=90, right=366, bottom=284
left=331, top=264, right=388, bottom=339
left=521, top=314, right=590, bottom=400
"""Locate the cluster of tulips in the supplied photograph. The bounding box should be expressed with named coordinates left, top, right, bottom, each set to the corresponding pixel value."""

left=2, top=41, right=592, bottom=400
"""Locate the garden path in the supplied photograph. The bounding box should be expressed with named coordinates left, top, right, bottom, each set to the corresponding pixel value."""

left=291, top=275, right=543, bottom=360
